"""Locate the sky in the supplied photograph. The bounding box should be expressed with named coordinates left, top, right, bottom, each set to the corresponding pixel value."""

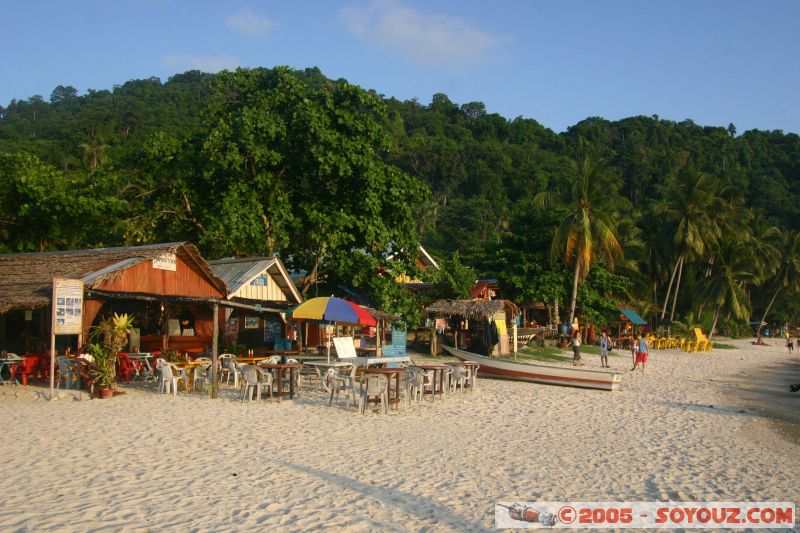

left=3, top=0, right=799, bottom=134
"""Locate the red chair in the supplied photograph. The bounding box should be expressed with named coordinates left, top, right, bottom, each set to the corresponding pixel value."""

left=116, top=353, right=136, bottom=384
left=13, top=356, right=39, bottom=385
left=36, top=353, right=51, bottom=379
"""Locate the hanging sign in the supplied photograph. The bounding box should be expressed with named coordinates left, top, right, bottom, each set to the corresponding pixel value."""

left=52, top=278, right=84, bottom=335
left=152, top=253, right=177, bottom=271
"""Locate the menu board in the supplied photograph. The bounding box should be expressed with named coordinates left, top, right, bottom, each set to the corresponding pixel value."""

left=52, top=278, right=84, bottom=335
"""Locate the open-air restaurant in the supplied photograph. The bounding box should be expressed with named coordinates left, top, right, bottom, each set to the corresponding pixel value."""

left=0, top=243, right=480, bottom=413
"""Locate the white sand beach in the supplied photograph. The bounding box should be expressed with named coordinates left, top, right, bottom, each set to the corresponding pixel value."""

left=0, top=338, right=798, bottom=531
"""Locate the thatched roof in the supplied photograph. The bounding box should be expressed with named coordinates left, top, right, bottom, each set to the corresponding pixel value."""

left=425, top=299, right=519, bottom=320
left=361, top=306, right=400, bottom=322
left=0, top=242, right=227, bottom=314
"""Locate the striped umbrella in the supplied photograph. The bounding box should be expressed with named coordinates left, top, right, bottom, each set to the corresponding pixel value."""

left=289, top=297, right=376, bottom=326
left=289, top=297, right=376, bottom=361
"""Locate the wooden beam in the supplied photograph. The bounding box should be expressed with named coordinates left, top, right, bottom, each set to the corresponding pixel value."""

left=212, top=303, right=219, bottom=399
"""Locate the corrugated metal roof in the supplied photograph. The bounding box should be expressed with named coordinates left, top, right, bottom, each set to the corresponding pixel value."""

left=619, top=307, right=646, bottom=325
left=209, top=256, right=302, bottom=303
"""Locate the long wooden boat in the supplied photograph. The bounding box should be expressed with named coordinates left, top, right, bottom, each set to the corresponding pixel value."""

left=442, top=345, right=621, bottom=391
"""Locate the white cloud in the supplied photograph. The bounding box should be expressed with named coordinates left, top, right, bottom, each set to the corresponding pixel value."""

left=340, top=0, right=501, bottom=69
left=225, top=9, right=276, bottom=38
left=162, top=53, right=241, bottom=73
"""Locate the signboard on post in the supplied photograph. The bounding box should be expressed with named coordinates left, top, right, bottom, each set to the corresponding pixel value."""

left=51, top=278, right=85, bottom=400
left=53, top=278, right=84, bottom=335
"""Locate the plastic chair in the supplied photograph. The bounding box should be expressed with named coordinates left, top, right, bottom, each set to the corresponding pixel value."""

left=13, top=356, right=38, bottom=385
left=192, top=363, right=212, bottom=394
left=327, top=367, right=358, bottom=409
left=221, top=356, right=241, bottom=387
left=449, top=365, right=468, bottom=397
left=157, top=359, right=186, bottom=395
left=240, top=365, right=271, bottom=403
left=56, top=355, right=79, bottom=390
left=404, top=367, right=425, bottom=405
left=360, top=373, right=388, bottom=414
left=116, top=353, right=136, bottom=384
left=465, top=364, right=479, bottom=392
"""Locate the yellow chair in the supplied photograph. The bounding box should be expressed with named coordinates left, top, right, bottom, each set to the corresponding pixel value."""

left=693, top=328, right=709, bottom=343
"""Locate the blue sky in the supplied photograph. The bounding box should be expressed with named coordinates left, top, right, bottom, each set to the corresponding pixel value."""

left=3, top=0, right=799, bottom=134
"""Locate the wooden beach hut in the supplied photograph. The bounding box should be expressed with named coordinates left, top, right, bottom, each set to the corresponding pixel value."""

left=425, top=299, right=520, bottom=357
left=208, top=256, right=303, bottom=350
left=0, top=243, right=229, bottom=355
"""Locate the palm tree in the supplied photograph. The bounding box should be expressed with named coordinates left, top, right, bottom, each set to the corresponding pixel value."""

left=536, top=155, right=624, bottom=324
left=656, top=168, right=722, bottom=323
left=755, top=229, right=800, bottom=337
left=698, top=239, right=755, bottom=339
left=79, top=132, right=109, bottom=172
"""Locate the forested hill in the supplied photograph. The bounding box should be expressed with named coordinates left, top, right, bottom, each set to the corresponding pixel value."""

left=2, top=66, right=800, bottom=330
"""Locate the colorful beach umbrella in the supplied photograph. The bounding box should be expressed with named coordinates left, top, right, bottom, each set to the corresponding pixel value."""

left=289, top=297, right=376, bottom=326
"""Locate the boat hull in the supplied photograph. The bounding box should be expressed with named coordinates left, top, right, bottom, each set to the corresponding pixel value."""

left=442, top=345, right=621, bottom=391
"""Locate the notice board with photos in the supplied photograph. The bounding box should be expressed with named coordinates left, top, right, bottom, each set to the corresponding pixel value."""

left=52, top=278, right=84, bottom=335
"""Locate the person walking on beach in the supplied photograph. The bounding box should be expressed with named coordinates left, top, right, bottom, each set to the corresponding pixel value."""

left=786, top=335, right=794, bottom=353
left=599, top=331, right=610, bottom=368
left=572, top=329, right=583, bottom=366
left=631, top=335, right=649, bottom=372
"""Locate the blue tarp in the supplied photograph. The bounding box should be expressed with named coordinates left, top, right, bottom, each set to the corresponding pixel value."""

left=619, top=307, right=646, bottom=325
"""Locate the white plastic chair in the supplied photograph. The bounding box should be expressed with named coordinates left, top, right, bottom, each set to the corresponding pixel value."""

left=221, top=356, right=241, bottom=387
left=449, top=365, right=467, bottom=397
left=240, top=365, right=262, bottom=403
left=327, top=367, right=358, bottom=409
left=404, top=368, right=422, bottom=405
left=466, top=364, right=480, bottom=392
left=192, top=363, right=212, bottom=394
left=360, top=373, right=388, bottom=414
left=157, top=359, right=187, bottom=395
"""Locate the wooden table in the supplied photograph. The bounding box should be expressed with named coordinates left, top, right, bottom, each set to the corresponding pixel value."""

left=234, top=357, right=271, bottom=364
left=412, top=364, right=449, bottom=399
left=259, top=363, right=303, bottom=400
left=362, top=368, right=404, bottom=409
left=171, top=360, right=210, bottom=392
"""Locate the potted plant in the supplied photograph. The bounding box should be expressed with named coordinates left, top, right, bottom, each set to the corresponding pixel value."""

left=90, top=313, right=135, bottom=398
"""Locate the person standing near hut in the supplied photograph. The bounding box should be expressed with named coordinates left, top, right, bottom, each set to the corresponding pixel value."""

left=631, top=334, right=648, bottom=372
left=598, top=331, right=610, bottom=368
left=571, top=329, right=583, bottom=366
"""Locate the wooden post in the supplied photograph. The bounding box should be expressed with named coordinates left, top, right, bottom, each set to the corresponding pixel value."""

left=211, top=303, right=219, bottom=399
left=513, top=323, right=518, bottom=358
left=376, top=319, right=382, bottom=356
left=49, top=301, right=56, bottom=401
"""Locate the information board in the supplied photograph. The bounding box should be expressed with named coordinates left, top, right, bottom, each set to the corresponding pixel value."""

left=52, top=278, right=84, bottom=335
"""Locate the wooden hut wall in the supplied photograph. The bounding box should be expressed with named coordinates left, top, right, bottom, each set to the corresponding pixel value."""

left=83, top=256, right=223, bottom=352
left=231, top=270, right=289, bottom=302
left=96, top=257, right=223, bottom=298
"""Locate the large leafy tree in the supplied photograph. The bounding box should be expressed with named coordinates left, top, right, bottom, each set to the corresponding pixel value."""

left=0, top=152, right=115, bottom=252
left=138, top=67, right=427, bottom=301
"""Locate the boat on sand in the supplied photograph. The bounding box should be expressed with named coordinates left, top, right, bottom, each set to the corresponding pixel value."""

left=442, top=345, right=621, bottom=391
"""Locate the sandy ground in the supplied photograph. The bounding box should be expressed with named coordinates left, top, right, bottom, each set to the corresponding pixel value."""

left=0, top=338, right=798, bottom=532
